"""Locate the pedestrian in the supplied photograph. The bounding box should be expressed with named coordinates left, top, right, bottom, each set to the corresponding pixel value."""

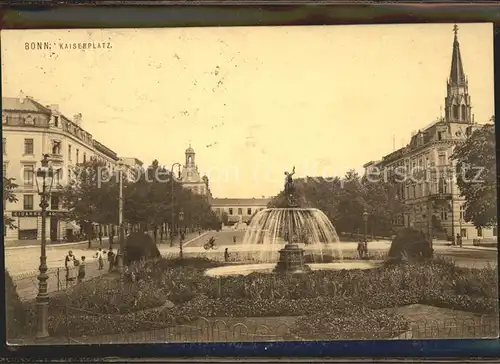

left=357, top=240, right=364, bottom=260
left=107, top=249, right=115, bottom=272
left=78, top=256, right=86, bottom=283
left=65, top=250, right=77, bottom=287
left=233, top=236, right=236, bottom=243
left=95, top=248, right=104, bottom=270
left=224, top=248, right=229, bottom=262
left=456, top=233, right=462, bottom=247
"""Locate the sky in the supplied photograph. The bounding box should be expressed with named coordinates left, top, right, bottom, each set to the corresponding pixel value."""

left=1, top=23, right=494, bottom=198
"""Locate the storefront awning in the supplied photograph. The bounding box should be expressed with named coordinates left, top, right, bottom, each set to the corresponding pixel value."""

left=66, top=221, right=81, bottom=231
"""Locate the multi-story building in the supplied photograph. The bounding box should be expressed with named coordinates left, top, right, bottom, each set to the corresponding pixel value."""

left=211, top=198, right=270, bottom=225
left=2, top=92, right=128, bottom=242
left=120, top=157, right=144, bottom=182
left=179, top=145, right=211, bottom=198
left=363, top=26, right=495, bottom=241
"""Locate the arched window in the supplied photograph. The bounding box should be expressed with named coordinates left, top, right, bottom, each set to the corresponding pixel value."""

left=453, top=105, right=459, bottom=119
left=188, top=156, right=192, bottom=164
left=461, top=105, right=466, bottom=121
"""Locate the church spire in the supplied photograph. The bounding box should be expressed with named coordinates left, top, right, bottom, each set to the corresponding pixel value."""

left=449, top=24, right=466, bottom=85
left=444, top=24, right=471, bottom=124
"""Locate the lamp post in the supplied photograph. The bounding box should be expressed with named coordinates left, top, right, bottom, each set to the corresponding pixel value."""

left=34, top=154, right=54, bottom=339
left=179, top=209, right=185, bottom=260
left=362, top=209, right=369, bottom=248
left=170, top=162, right=182, bottom=247
left=115, top=159, right=125, bottom=273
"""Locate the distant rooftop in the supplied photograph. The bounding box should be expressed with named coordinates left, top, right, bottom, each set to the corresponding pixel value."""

left=211, top=197, right=271, bottom=206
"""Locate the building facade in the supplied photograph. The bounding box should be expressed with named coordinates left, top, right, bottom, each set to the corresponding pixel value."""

left=211, top=198, right=270, bottom=224
left=2, top=92, right=126, bottom=241
left=120, top=157, right=144, bottom=182
left=179, top=145, right=211, bottom=197
left=363, top=26, right=495, bottom=241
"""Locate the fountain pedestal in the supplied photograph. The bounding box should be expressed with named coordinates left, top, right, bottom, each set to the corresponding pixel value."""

left=273, top=242, right=311, bottom=274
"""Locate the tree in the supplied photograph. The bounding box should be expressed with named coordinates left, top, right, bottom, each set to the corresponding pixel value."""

left=362, top=173, right=405, bottom=237
left=220, top=211, right=229, bottom=225
left=452, top=123, right=497, bottom=228
left=60, top=159, right=119, bottom=248
left=3, top=177, right=18, bottom=230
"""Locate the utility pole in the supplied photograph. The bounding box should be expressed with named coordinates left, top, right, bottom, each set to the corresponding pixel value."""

left=116, top=160, right=124, bottom=273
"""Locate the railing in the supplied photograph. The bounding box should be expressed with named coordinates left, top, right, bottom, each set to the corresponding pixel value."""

left=61, top=313, right=497, bottom=344
left=12, top=266, right=81, bottom=301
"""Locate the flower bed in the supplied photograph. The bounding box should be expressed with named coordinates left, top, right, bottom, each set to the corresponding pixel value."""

left=289, top=308, right=410, bottom=340
left=13, top=258, right=499, bottom=339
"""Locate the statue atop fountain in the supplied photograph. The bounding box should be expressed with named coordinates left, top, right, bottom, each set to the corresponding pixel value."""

left=284, top=166, right=297, bottom=207
left=274, top=166, right=311, bottom=274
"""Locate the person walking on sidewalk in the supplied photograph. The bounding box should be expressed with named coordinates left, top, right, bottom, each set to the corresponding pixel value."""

left=95, top=248, right=104, bottom=270
left=107, top=249, right=116, bottom=272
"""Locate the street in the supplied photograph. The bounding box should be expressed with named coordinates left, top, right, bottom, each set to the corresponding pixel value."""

left=6, top=229, right=497, bottom=301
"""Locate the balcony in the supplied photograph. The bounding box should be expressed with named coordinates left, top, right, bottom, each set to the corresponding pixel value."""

left=428, top=192, right=452, bottom=201
left=47, top=153, right=64, bottom=163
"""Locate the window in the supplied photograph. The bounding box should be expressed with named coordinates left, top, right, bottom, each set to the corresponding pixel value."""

left=54, top=168, right=62, bottom=185
left=2, top=163, right=6, bottom=178
left=83, top=152, right=86, bottom=163
left=23, top=165, right=34, bottom=186
left=2, top=138, right=5, bottom=154
left=461, top=105, right=466, bottom=121
left=23, top=194, right=34, bottom=210
left=24, top=138, right=34, bottom=155
left=238, top=208, right=243, bottom=215
left=453, top=105, right=459, bottom=119
left=477, top=227, right=483, bottom=237
left=461, top=228, right=467, bottom=238
left=247, top=208, right=252, bottom=215
left=50, top=194, right=60, bottom=210
left=68, top=145, right=72, bottom=160
left=228, top=208, right=233, bottom=215
left=54, top=116, right=59, bottom=127
left=438, top=153, right=446, bottom=165
left=52, top=141, right=61, bottom=154
left=76, top=149, right=79, bottom=163
left=440, top=208, right=448, bottom=221
left=437, top=132, right=443, bottom=141
left=459, top=205, right=465, bottom=220
left=493, top=227, right=497, bottom=237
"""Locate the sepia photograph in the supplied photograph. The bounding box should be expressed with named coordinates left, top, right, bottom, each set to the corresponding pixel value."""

left=2, top=23, right=498, bottom=345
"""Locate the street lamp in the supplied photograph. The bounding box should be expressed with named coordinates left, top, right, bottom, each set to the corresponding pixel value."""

left=34, top=154, right=54, bottom=339
left=179, top=209, right=185, bottom=260
left=115, top=159, right=125, bottom=273
left=170, top=162, right=182, bottom=247
left=362, top=209, right=369, bottom=244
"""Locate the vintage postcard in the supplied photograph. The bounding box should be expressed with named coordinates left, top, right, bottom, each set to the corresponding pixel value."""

left=2, top=24, right=498, bottom=345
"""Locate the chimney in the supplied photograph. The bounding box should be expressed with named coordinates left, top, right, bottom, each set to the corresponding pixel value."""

left=19, top=90, right=25, bottom=103
left=73, top=113, right=82, bottom=126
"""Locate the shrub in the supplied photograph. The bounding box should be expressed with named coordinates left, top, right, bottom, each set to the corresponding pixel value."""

left=289, top=308, right=409, bottom=340
left=5, top=270, right=27, bottom=340
left=124, top=232, right=160, bottom=265
left=387, top=228, right=433, bottom=262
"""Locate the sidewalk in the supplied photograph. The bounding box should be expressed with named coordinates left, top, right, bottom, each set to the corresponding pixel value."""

left=13, top=260, right=112, bottom=301
left=5, top=237, right=111, bottom=250
left=10, top=231, right=209, bottom=301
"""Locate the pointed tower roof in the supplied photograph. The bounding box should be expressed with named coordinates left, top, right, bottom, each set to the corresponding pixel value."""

left=449, top=24, right=466, bottom=85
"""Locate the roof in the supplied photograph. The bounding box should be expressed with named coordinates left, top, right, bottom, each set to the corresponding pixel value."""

left=211, top=198, right=271, bottom=207
left=2, top=97, right=50, bottom=113
left=449, top=25, right=466, bottom=85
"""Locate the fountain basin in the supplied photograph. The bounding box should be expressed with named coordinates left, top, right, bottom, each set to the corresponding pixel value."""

left=205, top=260, right=381, bottom=277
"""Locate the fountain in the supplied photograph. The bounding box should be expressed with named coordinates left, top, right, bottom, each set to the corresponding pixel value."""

left=204, top=167, right=380, bottom=278
left=245, top=166, right=340, bottom=273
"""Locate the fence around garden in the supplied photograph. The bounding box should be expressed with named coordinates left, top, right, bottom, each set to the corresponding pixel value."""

left=60, top=311, right=498, bottom=344
left=12, top=266, right=87, bottom=301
